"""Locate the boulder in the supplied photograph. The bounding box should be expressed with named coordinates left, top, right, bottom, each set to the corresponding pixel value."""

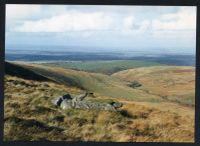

left=111, top=102, right=123, bottom=108
left=74, top=101, right=116, bottom=111
left=62, top=94, right=72, bottom=100
left=52, top=94, right=72, bottom=106
left=51, top=92, right=123, bottom=111
left=60, top=100, right=73, bottom=109
left=51, top=96, right=63, bottom=106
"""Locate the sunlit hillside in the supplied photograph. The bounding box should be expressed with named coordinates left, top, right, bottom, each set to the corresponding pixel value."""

left=112, top=66, right=195, bottom=106
left=4, top=75, right=194, bottom=142
left=4, top=62, right=195, bottom=142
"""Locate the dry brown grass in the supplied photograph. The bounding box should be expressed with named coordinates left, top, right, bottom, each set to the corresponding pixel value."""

left=112, top=66, right=195, bottom=106
left=10, top=62, right=164, bottom=102
left=4, top=75, right=194, bottom=142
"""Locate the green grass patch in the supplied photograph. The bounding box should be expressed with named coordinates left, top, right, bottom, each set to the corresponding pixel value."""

left=42, top=60, right=162, bottom=75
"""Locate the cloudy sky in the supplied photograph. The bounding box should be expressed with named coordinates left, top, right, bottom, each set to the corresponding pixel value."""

left=6, top=5, right=196, bottom=54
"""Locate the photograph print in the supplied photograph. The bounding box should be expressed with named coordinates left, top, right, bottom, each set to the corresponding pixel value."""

left=4, top=5, right=196, bottom=142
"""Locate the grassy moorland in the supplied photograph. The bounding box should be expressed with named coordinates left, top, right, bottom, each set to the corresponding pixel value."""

left=112, top=66, right=195, bottom=106
left=7, top=62, right=163, bottom=102
left=41, top=60, right=162, bottom=75
left=12, top=62, right=195, bottom=106
left=4, top=75, right=194, bottom=142
left=4, top=61, right=195, bottom=142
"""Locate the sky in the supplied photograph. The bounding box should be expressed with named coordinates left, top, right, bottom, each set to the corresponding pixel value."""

left=5, top=5, right=196, bottom=54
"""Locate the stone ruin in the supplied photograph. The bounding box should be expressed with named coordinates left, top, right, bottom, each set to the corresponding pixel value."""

left=51, top=92, right=123, bottom=111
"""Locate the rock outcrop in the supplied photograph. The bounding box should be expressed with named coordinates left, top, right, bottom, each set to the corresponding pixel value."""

left=52, top=92, right=123, bottom=111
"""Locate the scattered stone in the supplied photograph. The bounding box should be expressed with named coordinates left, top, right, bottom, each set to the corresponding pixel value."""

left=51, top=92, right=123, bottom=111
left=111, top=102, right=123, bottom=108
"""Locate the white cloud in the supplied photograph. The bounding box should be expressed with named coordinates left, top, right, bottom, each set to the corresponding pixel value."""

left=123, top=16, right=135, bottom=29
left=6, top=4, right=41, bottom=20
left=13, top=11, right=114, bottom=32
left=152, top=30, right=196, bottom=39
left=121, top=16, right=150, bottom=36
left=152, top=7, right=196, bottom=30
left=7, top=5, right=196, bottom=43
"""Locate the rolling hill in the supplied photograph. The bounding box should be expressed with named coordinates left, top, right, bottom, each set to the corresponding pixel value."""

left=4, top=61, right=195, bottom=142
left=112, top=66, right=195, bottom=106
left=41, top=60, right=163, bottom=75
left=5, top=61, right=163, bottom=102
left=6, top=62, right=195, bottom=105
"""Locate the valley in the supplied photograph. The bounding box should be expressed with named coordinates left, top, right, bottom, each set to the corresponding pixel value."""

left=4, top=61, right=195, bottom=142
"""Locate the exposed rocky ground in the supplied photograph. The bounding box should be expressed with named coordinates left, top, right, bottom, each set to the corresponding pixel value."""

left=52, top=93, right=123, bottom=111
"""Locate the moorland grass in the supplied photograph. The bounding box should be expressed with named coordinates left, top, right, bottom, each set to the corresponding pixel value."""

left=4, top=75, right=194, bottom=142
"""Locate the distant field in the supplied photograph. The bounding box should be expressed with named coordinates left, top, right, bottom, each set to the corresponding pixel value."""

left=41, top=60, right=163, bottom=75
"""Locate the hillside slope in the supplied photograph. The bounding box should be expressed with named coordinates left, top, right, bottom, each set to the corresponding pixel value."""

left=6, top=62, right=162, bottom=102
left=5, top=62, right=51, bottom=81
left=4, top=75, right=194, bottom=142
left=112, top=66, right=195, bottom=106
left=41, top=60, right=162, bottom=75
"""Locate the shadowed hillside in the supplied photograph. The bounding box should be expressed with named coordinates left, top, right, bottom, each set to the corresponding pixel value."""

left=5, top=62, right=51, bottom=81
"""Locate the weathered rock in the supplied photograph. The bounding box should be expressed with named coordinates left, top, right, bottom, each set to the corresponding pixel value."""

left=51, top=96, right=63, bottom=106
left=52, top=94, right=72, bottom=106
left=72, top=101, right=116, bottom=111
left=72, top=92, right=88, bottom=101
left=63, top=94, right=72, bottom=100
left=51, top=92, right=123, bottom=111
left=60, top=100, right=73, bottom=109
left=111, top=102, right=123, bottom=108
